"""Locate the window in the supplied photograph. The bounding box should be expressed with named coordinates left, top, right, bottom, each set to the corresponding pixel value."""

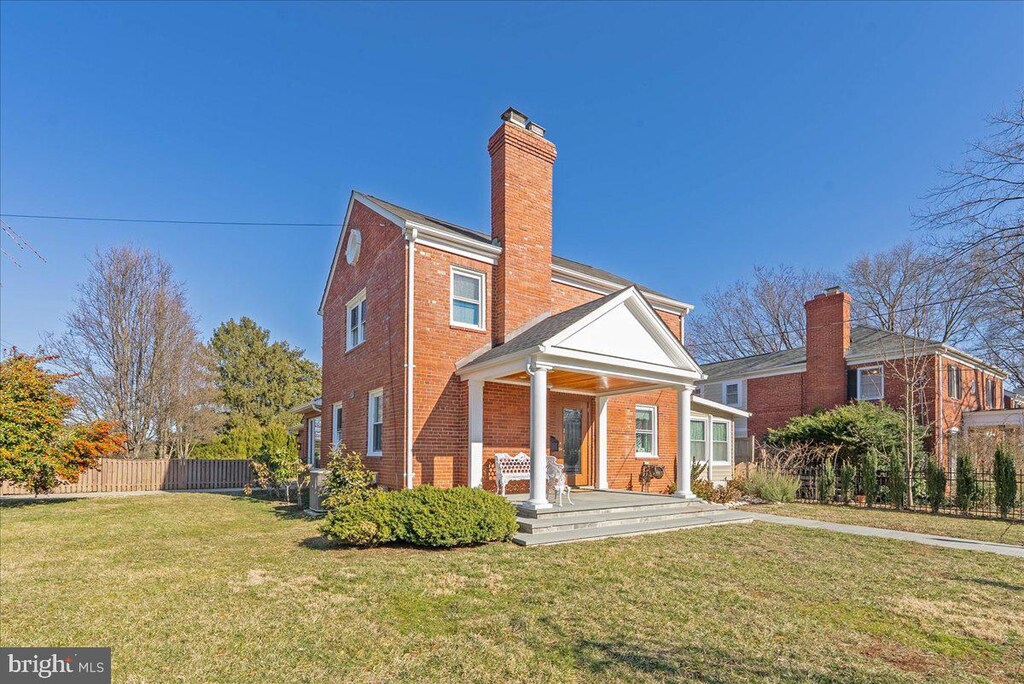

left=857, top=366, right=884, bottom=401
left=346, top=290, right=367, bottom=350
left=367, top=389, right=383, bottom=456
left=986, top=379, right=997, bottom=408
left=947, top=366, right=962, bottom=399
left=450, top=267, right=485, bottom=329
left=711, top=421, right=729, bottom=464
left=331, top=402, right=343, bottom=446
left=635, top=405, right=657, bottom=458
left=724, top=382, right=740, bottom=406
left=690, top=419, right=707, bottom=464
left=306, top=416, right=321, bottom=466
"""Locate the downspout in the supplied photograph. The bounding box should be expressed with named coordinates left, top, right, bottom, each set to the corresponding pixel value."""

left=936, top=353, right=944, bottom=469
left=404, top=226, right=418, bottom=489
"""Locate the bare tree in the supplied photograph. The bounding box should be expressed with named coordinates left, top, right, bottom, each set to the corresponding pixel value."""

left=160, top=343, right=223, bottom=459
left=688, top=265, right=836, bottom=362
left=48, top=246, right=214, bottom=458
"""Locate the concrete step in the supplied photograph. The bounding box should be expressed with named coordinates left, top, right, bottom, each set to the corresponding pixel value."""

left=517, top=504, right=726, bottom=534
left=518, top=498, right=713, bottom=520
left=512, top=510, right=754, bottom=546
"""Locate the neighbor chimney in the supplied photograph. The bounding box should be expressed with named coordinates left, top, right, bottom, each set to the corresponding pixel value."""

left=489, top=107, right=557, bottom=344
left=803, top=287, right=851, bottom=413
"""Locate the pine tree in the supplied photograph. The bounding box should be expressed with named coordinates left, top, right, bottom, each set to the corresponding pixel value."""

left=924, top=456, right=947, bottom=514
left=862, top=451, right=878, bottom=508
left=886, top=451, right=907, bottom=509
left=954, top=454, right=981, bottom=514
left=993, top=444, right=1018, bottom=520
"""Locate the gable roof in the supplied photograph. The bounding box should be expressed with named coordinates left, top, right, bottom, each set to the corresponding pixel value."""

left=702, top=325, right=1006, bottom=382
left=319, top=191, right=690, bottom=314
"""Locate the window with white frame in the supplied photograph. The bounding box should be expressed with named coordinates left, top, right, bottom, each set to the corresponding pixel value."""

left=711, top=421, right=729, bottom=464
left=857, top=366, right=884, bottom=401
left=634, top=405, right=657, bottom=458
left=450, top=267, right=485, bottom=329
left=986, top=378, right=997, bottom=408
left=346, top=290, right=367, bottom=350
left=724, top=382, right=740, bottom=407
left=331, top=402, right=343, bottom=447
left=690, top=419, right=707, bottom=465
left=947, top=365, right=962, bottom=399
left=306, top=416, right=321, bottom=466
left=367, top=389, right=383, bottom=456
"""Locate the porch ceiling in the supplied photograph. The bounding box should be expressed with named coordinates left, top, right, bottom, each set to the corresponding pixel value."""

left=497, top=369, right=658, bottom=395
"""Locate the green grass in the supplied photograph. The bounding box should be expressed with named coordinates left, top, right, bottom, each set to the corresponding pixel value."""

left=764, top=503, right=1024, bottom=546
left=2, top=494, right=1023, bottom=683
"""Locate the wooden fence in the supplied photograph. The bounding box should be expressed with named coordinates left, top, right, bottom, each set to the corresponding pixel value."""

left=1, top=458, right=255, bottom=496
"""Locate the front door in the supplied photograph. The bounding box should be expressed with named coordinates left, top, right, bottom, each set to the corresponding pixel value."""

left=549, top=394, right=593, bottom=487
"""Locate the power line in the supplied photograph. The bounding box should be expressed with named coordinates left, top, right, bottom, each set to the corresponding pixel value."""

left=0, top=220, right=46, bottom=263
left=0, top=213, right=337, bottom=228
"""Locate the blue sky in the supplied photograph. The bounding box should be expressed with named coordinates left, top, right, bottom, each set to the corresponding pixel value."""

left=1, top=1, right=1021, bottom=364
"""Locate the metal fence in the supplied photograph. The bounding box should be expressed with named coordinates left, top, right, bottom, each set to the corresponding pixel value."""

left=0, top=458, right=255, bottom=496
left=785, top=464, right=1024, bottom=521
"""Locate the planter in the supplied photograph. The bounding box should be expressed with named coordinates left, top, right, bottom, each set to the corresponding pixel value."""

left=854, top=494, right=866, bottom=504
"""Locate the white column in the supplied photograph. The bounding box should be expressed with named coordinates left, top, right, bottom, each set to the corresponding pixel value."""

left=675, top=386, right=696, bottom=499
left=524, top=363, right=552, bottom=510
left=468, top=379, right=484, bottom=488
left=596, top=395, right=609, bottom=490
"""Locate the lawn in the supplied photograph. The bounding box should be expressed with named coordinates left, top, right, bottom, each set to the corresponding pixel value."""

left=763, top=503, right=1024, bottom=547
left=1, top=494, right=1022, bottom=683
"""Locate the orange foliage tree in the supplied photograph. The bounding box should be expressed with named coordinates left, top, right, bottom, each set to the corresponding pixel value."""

left=0, top=351, right=126, bottom=494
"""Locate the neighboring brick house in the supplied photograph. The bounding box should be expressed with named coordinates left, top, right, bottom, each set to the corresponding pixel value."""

left=698, top=287, right=1008, bottom=468
left=292, top=108, right=747, bottom=509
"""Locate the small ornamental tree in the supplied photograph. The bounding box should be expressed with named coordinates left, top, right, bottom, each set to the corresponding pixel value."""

left=818, top=460, right=836, bottom=504
left=861, top=451, right=879, bottom=508
left=0, top=352, right=125, bottom=494
left=838, top=461, right=856, bottom=505
left=251, top=441, right=308, bottom=506
left=886, top=451, right=907, bottom=509
left=993, top=444, right=1017, bottom=520
left=321, top=445, right=378, bottom=510
left=924, top=456, right=947, bottom=514
left=954, top=454, right=982, bottom=514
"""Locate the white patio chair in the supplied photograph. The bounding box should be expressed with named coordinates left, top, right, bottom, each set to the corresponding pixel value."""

left=545, top=456, right=573, bottom=506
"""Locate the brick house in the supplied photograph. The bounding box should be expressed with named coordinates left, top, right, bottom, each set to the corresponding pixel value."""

left=293, top=108, right=747, bottom=510
left=698, top=287, right=1008, bottom=467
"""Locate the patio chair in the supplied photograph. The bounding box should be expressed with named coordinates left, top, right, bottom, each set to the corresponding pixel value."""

left=545, top=456, right=573, bottom=506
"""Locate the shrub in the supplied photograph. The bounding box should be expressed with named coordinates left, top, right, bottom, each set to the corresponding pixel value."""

left=818, top=460, right=836, bottom=504
left=693, top=477, right=745, bottom=504
left=744, top=471, right=800, bottom=503
left=993, top=444, right=1017, bottom=520
left=320, top=486, right=518, bottom=548
left=954, top=454, right=982, bottom=514
left=886, top=452, right=907, bottom=509
left=838, top=461, right=856, bottom=505
left=765, top=401, right=924, bottom=463
left=924, top=456, right=946, bottom=514
left=251, top=442, right=308, bottom=506
left=861, top=451, right=878, bottom=508
left=321, top=446, right=378, bottom=510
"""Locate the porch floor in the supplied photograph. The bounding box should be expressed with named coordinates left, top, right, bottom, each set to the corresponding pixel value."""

left=506, top=489, right=753, bottom=545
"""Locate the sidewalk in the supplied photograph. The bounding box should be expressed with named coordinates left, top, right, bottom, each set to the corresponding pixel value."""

left=748, top=512, right=1024, bottom=558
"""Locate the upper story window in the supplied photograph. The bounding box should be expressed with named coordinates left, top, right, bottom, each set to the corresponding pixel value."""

left=857, top=366, right=884, bottom=401
left=947, top=365, right=962, bottom=399
left=450, top=266, right=485, bottom=330
left=711, top=421, right=730, bottom=464
left=635, top=405, right=657, bottom=458
left=367, top=388, right=383, bottom=456
left=986, top=378, right=998, bottom=408
left=724, top=382, right=740, bottom=407
left=346, top=289, right=367, bottom=350
left=332, top=402, right=343, bottom=447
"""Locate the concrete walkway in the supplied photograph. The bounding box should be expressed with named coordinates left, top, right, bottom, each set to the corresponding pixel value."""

left=748, top=512, right=1024, bottom=558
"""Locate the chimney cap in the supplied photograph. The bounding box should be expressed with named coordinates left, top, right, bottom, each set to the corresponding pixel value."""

left=526, top=121, right=545, bottom=137
left=501, top=107, right=529, bottom=128
left=823, top=286, right=842, bottom=296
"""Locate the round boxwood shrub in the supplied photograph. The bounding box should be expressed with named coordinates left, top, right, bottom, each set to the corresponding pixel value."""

left=321, top=485, right=518, bottom=548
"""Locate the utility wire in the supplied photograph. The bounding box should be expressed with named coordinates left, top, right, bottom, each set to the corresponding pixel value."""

left=0, top=213, right=336, bottom=228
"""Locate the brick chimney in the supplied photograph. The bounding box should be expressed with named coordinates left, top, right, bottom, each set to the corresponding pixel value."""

left=803, top=287, right=851, bottom=413
left=488, top=108, right=557, bottom=344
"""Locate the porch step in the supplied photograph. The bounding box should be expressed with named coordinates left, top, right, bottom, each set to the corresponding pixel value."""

left=517, top=502, right=724, bottom=534
left=512, top=509, right=753, bottom=546
left=515, top=495, right=709, bottom=520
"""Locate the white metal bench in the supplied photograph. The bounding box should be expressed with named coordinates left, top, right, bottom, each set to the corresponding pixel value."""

left=495, top=452, right=531, bottom=496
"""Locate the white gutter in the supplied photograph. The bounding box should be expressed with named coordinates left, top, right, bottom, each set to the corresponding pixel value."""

left=404, top=226, right=418, bottom=489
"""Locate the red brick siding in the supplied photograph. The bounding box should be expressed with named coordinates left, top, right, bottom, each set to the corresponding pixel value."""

left=320, top=201, right=408, bottom=488
left=803, top=291, right=851, bottom=412
left=746, top=372, right=805, bottom=437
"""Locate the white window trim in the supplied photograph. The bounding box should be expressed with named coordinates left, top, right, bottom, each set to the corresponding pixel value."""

left=711, top=420, right=731, bottom=465
left=346, top=289, right=367, bottom=351
left=367, top=388, right=383, bottom=457
left=306, top=416, right=321, bottom=467
left=856, top=366, right=884, bottom=401
left=331, top=401, right=343, bottom=447
left=634, top=404, right=658, bottom=459
left=449, top=266, right=486, bottom=331
left=724, top=382, right=741, bottom=407
left=948, top=365, right=962, bottom=399
left=690, top=417, right=708, bottom=469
